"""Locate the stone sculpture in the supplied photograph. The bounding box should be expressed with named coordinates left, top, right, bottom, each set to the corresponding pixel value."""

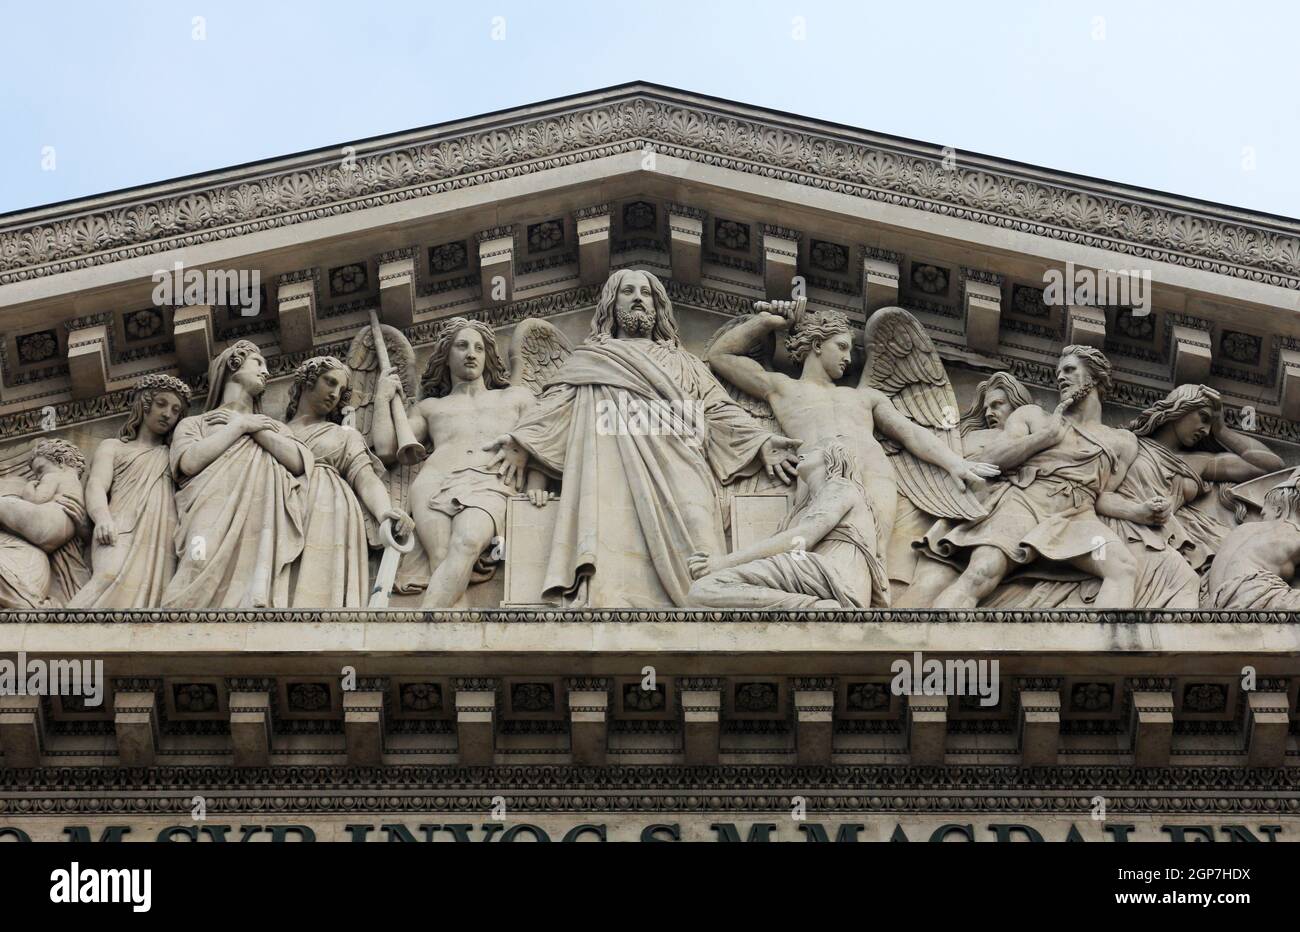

left=1126, top=384, right=1282, bottom=566
left=162, top=340, right=311, bottom=609
left=958, top=372, right=1035, bottom=458
left=923, top=346, right=1142, bottom=609
left=373, top=317, right=557, bottom=609
left=707, top=303, right=997, bottom=604
left=0, top=438, right=89, bottom=608
left=71, top=375, right=191, bottom=609
left=1204, top=472, right=1300, bottom=609
left=2, top=282, right=1295, bottom=614
left=687, top=437, right=885, bottom=609
left=284, top=356, right=413, bottom=608
left=484, top=269, right=802, bottom=608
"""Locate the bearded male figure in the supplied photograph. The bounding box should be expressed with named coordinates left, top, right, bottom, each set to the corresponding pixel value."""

left=486, top=269, right=800, bottom=607
left=924, top=345, right=1141, bottom=609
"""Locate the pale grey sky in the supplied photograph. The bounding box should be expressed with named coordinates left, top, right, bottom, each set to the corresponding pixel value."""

left=2, top=0, right=1296, bottom=217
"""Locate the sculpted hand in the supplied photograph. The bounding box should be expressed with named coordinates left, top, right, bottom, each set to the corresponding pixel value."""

left=376, top=366, right=404, bottom=404
left=950, top=461, right=997, bottom=492
left=484, top=434, right=529, bottom=491
left=382, top=508, right=415, bottom=538
left=688, top=550, right=717, bottom=580
left=249, top=415, right=279, bottom=433
left=527, top=489, right=553, bottom=508
left=94, top=515, right=117, bottom=546
left=1140, top=496, right=1172, bottom=525
left=756, top=296, right=807, bottom=330
left=761, top=435, right=802, bottom=485
left=53, top=493, right=88, bottom=530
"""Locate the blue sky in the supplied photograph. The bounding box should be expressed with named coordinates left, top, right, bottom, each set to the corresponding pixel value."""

left=1, top=0, right=1296, bottom=217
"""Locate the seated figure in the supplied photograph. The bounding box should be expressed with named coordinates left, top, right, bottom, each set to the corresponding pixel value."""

left=686, top=438, right=887, bottom=610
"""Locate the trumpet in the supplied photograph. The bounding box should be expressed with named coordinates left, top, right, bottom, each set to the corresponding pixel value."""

left=367, top=308, right=425, bottom=466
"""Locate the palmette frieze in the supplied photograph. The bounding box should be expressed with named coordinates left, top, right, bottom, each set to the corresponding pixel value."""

left=2, top=92, right=1299, bottom=290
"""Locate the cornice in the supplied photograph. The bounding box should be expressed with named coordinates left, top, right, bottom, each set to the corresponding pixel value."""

left=0, top=608, right=1298, bottom=624
left=2, top=87, right=1297, bottom=292
left=0, top=765, right=1296, bottom=814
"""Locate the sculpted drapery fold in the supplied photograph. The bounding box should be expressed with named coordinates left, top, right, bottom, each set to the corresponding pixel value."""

left=162, top=415, right=312, bottom=609
left=511, top=338, right=772, bottom=608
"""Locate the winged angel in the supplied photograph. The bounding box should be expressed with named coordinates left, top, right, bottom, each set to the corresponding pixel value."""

left=705, top=302, right=996, bottom=605
left=350, top=316, right=571, bottom=608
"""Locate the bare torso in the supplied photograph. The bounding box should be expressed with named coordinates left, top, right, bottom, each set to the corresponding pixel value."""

left=1208, top=521, right=1300, bottom=591
left=767, top=379, right=896, bottom=536
left=414, top=386, right=535, bottom=480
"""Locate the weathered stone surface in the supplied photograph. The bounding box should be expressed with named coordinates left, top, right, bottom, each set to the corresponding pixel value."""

left=0, top=84, right=1298, bottom=836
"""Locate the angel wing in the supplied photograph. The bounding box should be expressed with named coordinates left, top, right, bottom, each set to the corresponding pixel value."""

left=861, top=306, right=987, bottom=521
left=508, top=318, right=573, bottom=395
left=345, top=320, right=421, bottom=556
left=345, top=322, right=418, bottom=439
left=702, top=314, right=781, bottom=432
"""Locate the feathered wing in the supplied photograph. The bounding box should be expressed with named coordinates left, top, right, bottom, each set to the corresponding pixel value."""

left=346, top=323, right=417, bottom=439
left=862, top=306, right=987, bottom=521
left=345, top=322, right=420, bottom=553
left=508, top=318, right=573, bottom=396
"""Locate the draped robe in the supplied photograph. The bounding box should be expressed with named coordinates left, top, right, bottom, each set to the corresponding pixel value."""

left=162, top=414, right=311, bottom=609
left=70, top=444, right=176, bottom=609
left=289, top=421, right=376, bottom=608
left=511, top=338, right=773, bottom=608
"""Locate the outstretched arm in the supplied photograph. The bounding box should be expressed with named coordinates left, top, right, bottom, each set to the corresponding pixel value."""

left=975, top=406, right=1062, bottom=472
left=872, top=394, right=997, bottom=488
left=704, top=312, right=787, bottom=403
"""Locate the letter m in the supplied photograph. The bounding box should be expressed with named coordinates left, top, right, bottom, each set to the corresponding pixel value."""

left=62, top=825, right=132, bottom=842
left=799, top=823, right=865, bottom=842
left=710, top=822, right=777, bottom=842
left=101, top=869, right=130, bottom=902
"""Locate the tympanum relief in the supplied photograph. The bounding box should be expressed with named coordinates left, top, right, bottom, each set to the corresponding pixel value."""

left=2, top=270, right=1295, bottom=612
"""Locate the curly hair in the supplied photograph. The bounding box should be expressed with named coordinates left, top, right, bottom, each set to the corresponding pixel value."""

left=1060, top=344, right=1113, bottom=400
left=959, top=371, right=1034, bottom=436
left=1126, top=383, right=1220, bottom=438
left=420, top=318, right=509, bottom=399
left=31, top=438, right=87, bottom=477
left=286, top=356, right=352, bottom=423
left=1264, top=480, right=1300, bottom=530
left=119, top=374, right=192, bottom=442
left=785, top=309, right=852, bottom=365
left=587, top=270, right=681, bottom=346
